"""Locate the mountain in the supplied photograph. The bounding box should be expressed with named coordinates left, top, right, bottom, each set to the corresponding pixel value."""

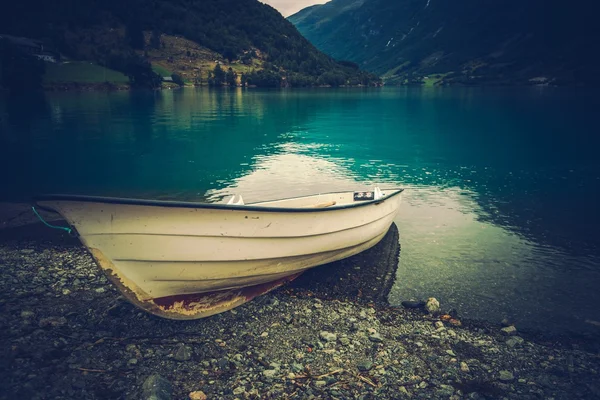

left=289, top=0, right=599, bottom=86
left=0, top=0, right=379, bottom=90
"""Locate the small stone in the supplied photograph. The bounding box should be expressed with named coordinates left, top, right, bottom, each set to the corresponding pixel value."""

left=357, top=361, right=373, bottom=371
left=445, top=350, right=456, bottom=357
left=233, top=386, right=245, bottom=395
left=287, top=373, right=296, bottom=379
left=128, top=358, right=138, bottom=366
left=506, top=336, right=524, bottom=348
left=217, top=358, right=230, bottom=370
left=314, top=303, right=323, bottom=309
left=359, top=311, right=367, bottom=319
left=291, top=363, right=304, bottom=373
left=173, top=344, right=192, bottom=362
left=401, top=300, right=425, bottom=309
left=188, top=391, right=207, bottom=400
left=499, top=370, right=514, bottom=382
left=20, top=311, right=35, bottom=319
left=434, top=321, right=444, bottom=329
left=319, top=331, right=337, bottom=342
left=339, top=337, right=351, bottom=346
left=369, top=332, right=384, bottom=343
left=501, top=326, right=517, bottom=336
left=418, top=381, right=428, bottom=389
left=39, top=316, right=67, bottom=328
left=62, top=289, right=71, bottom=295
left=263, top=369, right=277, bottom=379
left=460, top=362, right=470, bottom=372
left=260, top=331, right=268, bottom=337
left=425, top=298, right=440, bottom=314
left=314, top=380, right=327, bottom=387
left=141, top=374, right=172, bottom=400
left=448, top=319, right=462, bottom=327
left=95, top=287, right=106, bottom=294
left=398, top=386, right=411, bottom=397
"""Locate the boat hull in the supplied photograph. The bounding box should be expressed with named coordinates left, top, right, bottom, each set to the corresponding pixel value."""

left=36, top=189, right=402, bottom=319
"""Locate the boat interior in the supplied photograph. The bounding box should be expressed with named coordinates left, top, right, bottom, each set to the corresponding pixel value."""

left=239, top=187, right=398, bottom=209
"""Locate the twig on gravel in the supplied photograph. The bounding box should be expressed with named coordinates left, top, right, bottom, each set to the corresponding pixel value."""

left=295, top=368, right=344, bottom=380
left=77, top=368, right=107, bottom=373
left=357, top=375, right=377, bottom=387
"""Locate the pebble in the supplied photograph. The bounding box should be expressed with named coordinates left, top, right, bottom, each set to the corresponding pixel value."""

left=369, top=332, right=384, bottom=343
left=188, top=391, right=207, bottom=400
left=141, top=374, right=172, bottom=400
left=314, top=380, right=327, bottom=387
left=501, top=326, right=517, bottom=336
left=319, top=331, right=337, bottom=342
left=174, top=344, right=192, bottom=362
left=233, top=386, right=245, bottom=395
left=20, top=311, right=35, bottom=319
left=95, top=287, right=105, bottom=293
left=506, top=336, right=525, bottom=348
left=401, top=300, right=426, bottom=309
left=263, top=369, right=277, bottom=379
left=291, top=363, right=304, bottom=373
left=460, top=362, right=470, bottom=372
left=425, top=298, right=440, bottom=314
left=499, top=370, right=515, bottom=382
left=357, top=360, right=373, bottom=371
left=38, top=316, right=67, bottom=328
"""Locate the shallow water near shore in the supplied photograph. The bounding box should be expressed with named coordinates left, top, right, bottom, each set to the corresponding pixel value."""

left=1, top=87, right=599, bottom=337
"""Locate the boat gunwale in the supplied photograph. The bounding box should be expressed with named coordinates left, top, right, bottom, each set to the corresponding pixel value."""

left=34, top=188, right=404, bottom=213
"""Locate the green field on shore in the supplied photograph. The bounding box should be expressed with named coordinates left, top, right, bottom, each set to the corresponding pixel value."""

left=44, top=62, right=129, bottom=83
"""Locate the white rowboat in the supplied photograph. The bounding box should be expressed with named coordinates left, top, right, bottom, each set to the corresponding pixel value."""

left=35, top=188, right=403, bottom=319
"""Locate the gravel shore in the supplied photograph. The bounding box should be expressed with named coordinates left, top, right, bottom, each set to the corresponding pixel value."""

left=1, top=205, right=599, bottom=399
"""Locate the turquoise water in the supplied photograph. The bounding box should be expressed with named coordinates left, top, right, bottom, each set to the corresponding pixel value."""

left=1, top=87, right=599, bottom=335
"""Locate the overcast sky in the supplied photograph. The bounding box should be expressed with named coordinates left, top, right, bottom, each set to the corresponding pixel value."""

left=261, top=0, right=330, bottom=17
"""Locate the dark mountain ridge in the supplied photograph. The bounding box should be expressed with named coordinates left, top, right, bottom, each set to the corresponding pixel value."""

left=0, top=0, right=379, bottom=89
left=290, top=0, right=600, bottom=86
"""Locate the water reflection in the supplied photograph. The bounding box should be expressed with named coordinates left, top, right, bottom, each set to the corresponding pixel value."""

left=392, top=185, right=600, bottom=334
left=1, top=87, right=599, bottom=337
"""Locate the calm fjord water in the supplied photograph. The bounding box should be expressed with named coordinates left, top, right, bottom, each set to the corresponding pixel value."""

left=1, top=87, right=599, bottom=335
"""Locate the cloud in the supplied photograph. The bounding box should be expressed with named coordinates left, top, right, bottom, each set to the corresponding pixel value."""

left=261, top=0, right=330, bottom=17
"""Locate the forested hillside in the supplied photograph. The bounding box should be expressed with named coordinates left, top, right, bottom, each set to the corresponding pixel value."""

left=290, top=0, right=599, bottom=86
left=0, top=0, right=379, bottom=90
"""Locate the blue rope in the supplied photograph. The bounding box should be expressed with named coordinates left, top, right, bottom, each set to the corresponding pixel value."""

left=31, top=206, right=73, bottom=235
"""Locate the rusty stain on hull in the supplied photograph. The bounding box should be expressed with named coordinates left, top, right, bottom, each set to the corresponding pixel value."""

left=88, top=247, right=301, bottom=320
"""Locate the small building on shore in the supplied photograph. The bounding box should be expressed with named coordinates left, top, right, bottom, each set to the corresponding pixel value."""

left=0, top=34, right=60, bottom=63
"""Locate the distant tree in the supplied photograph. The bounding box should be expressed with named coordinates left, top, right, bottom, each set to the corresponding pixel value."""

left=245, top=69, right=280, bottom=87
left=225, top=67, right=237, bottom=86
left=171, top=73, right=185, bottom=86
left=209, top=64, right=225, bottom=86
